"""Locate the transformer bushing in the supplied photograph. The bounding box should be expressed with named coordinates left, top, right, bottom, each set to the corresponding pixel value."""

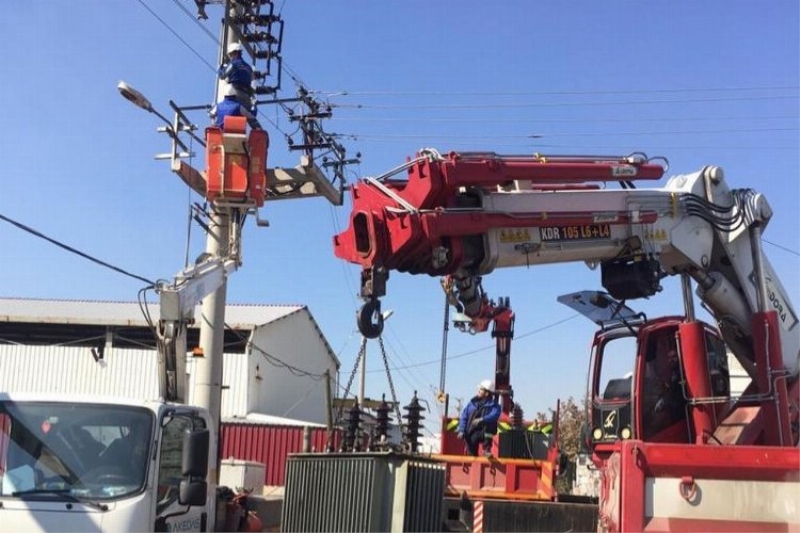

left=402, top=392, right=425, bottom=453
left=512, top=402, right=524, bottom=428
left=343, top=403, right=362, bottom=452
left=372, top=395, right=392, bottom=451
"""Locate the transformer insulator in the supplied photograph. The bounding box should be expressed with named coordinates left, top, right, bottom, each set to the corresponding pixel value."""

left=402, top=392, right=425, bottom=453
left=254, top=50, right=274, bottom=60
left=254, top=86, right=277, bottom=95
left=375, top=395, right=391, bottom=440
left=511, top=403, right=524, bottom=428
left=342, top=403, right=362, bottom=452
left=242, top=31, right=278, bottom=44
left=230, top=14, right=279, bottom=26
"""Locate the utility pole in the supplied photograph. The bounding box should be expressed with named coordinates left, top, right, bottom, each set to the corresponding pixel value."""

left=193, top=1, right=241, bottom=477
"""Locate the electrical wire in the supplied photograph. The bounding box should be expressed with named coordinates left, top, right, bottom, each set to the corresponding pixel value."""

left=331, top=114, right=800, bottom=124
left=334, top=94, right=798, bottom=111
left=370, top=314, right=581, bottom=373
left=0, top=212, right=156, bottom=287
left=171, top=0, right=220, bottom=44
left=224, top=321, right=327, bottom=380
left=764, top=239, right=800, bottom=257
left=331, top=126, right=798, bottom=142
left=137, top=0, right=217, bottom=71
left=327, top=85, right=799, bottom=98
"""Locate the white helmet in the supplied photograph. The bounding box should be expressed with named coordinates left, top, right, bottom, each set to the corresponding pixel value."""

left=227, top=42, right=243, bottom=55
left=478, top=380, right=493, bottom=391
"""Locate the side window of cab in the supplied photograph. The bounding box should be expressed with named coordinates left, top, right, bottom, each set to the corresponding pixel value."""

left=156, top=414, right=206, bottom=514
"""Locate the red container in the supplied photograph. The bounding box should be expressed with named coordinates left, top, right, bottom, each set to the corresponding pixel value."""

left=220, top=423, right=341, bottom=486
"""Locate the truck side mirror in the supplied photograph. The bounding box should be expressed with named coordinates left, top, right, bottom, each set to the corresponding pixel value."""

left=179, top=479, right=208, bottom=507
left=182, top=428, right=210, bottom=478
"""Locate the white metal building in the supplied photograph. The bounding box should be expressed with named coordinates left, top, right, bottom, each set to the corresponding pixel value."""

left=0, top=297, right=339, bottom=425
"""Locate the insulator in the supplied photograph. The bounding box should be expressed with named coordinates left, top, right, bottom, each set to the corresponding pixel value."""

left=402, top=392, right=425, bottom=453
left=375, top=395, right=391, bottom=440
left=511, top=403, right=524, bottom=428
left=342, top=403, right=362, bottom=453
left=242, top=31, right=278, bottom=44
left=230, top=14, right=279, bottom=26
left=233, top=0, right=271, bottom=8
left=253, top=70, right=268, bottom=80
left=253, top=50, right=274, bottom=60
left=254, top=86, right=277, bottom=95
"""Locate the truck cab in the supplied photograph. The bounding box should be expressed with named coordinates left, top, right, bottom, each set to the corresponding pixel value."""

left=559, top=291, right=731, bottom=451
left=0, top=393, right=215, bottom=533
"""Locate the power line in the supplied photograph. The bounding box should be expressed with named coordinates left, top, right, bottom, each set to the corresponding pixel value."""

left=335, top=94, right=797, bottom=111
left=334, top=137, right=797, bottom=151
left=764, top=239, right=800, bottom=257
left=171, top=0, right=220, bottom=44
left=137, top=0, right=217, bottom=72
left=332, top=114, right=799, bottom=124
left=224, top=321, right=327, bottom=380
left=370, top=314, right=580, bottom=373
left=0, top=212, right=156, bottom=286
left=334, top=127, right=798, bottom=141
left=327, top=85, right=799, bottom=98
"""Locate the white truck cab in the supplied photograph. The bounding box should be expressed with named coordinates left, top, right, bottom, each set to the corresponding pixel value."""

left=0, top=393, right=216, bottom=532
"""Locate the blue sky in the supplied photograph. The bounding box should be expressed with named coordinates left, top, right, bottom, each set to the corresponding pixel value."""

left=2, top=1, right=798, bottom=430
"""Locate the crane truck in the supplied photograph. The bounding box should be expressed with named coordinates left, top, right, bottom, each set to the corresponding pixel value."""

left=332, top=149, right=799, bottom=531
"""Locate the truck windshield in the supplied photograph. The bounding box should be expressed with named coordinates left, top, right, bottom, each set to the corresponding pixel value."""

left=0, top=401, right=153, bottom=501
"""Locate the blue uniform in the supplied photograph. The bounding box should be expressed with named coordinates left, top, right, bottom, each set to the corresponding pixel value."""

left=214, top=96, right=254, bottom=128
left=214, top=97, right=244, bottom=128
left=218, top=57, right=253, bottom=93
left=458, top=394, right=501, bottom=456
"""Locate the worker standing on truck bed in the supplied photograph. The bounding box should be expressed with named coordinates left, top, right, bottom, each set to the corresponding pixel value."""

left=457, top=380, right=501, bottom=457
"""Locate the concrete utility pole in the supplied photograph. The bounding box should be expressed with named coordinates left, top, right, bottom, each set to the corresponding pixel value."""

left=194, top=0, right=242, bottom=475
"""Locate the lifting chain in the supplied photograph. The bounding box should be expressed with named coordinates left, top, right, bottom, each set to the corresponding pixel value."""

left=336, top=337, right=367, bottom=423
left=377, top=336, right=403, bottom=425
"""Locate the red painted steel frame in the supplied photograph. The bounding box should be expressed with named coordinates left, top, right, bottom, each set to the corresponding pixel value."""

left=615, top=440, right=800, bottom=532
left=333, top=152, right=663, bottom=275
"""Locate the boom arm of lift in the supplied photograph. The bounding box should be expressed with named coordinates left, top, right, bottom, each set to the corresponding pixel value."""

left=155, top=257, right=238, bottom=402
left=333, top=150, right=798, bottom=379
left=444, top=274, right=516, bottom=413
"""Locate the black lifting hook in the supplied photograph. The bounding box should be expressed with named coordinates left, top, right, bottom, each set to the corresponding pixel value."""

left=357, top=298, right=384, bottom=339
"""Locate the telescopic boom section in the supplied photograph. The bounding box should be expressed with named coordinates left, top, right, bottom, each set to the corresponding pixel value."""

left=333, top=149, right=665, bottom=337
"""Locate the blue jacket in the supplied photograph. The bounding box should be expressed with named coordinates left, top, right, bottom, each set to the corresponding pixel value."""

left=218, top=57, right=253, bottom=92
left=458, top=395, right=501, bottom=435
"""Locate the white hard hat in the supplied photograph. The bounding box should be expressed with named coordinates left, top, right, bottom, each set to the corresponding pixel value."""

left=478, top=380, right=493, bottom=391
left=227, top=42, right=243, bottom=54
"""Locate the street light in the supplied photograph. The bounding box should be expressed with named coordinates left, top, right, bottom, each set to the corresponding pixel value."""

left=118, top=80, right=179, bottom=132
left=117, top=81, right=153, bottom=112
left=117, top=80, right=191, bottom=155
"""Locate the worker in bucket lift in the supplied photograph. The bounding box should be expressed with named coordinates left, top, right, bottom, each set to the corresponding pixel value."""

left=457, top=380, right=501, bottom=457
left=218, top=42, right=255, bottom=114
left=210, top=85, right=256, bottom=128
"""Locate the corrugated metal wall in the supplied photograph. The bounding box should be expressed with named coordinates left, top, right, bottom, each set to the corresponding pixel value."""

left=0, top=345, right=160, bottom=398
left=220, top=423, right=340, bottom=486
left=0, top=346, right=249, bottom=419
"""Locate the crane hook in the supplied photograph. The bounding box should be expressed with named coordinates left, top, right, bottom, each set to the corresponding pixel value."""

left=357, top=298, right=384, bottom=339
